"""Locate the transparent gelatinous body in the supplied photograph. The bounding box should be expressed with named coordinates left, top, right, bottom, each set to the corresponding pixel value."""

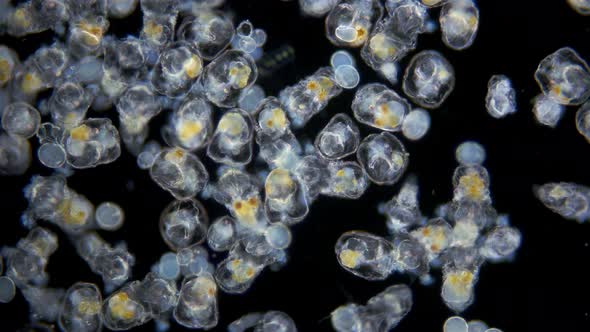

left=207, top=216, right=237, bottom=252
left=264, top=168, right=309, bottom=224
left=335, top=231, right=394, bottom=280
left=177, top=10, right=234, bottom=60
left=211, top=168, right=265, bottom=229
left=441, top=268, right=476, bottom=312
left=68, top=17, right=109, bottom=58
left=108, top=0, right=139, bottom=18
left=322, top=161, right=369, bottom=199
left=279, top=67, right=342, bottom=128
left=315, top=113, right=360, bottom=160
left=362, top=1, right=427, bottom=75
left=575, top=101, right=590, bottom=142
left=300, top=0, right=338, bottom=17
left=402, top=108, right=431, bottom=140
left=452, top=165, right=491, bottom=204
left=102, top=282, right=150, bottom=330
left=229, top=310, right=297, bottom=332
left=160, top=199, right=209, bottom=250
left=326, top=0, right=384, bottom=48
left=58, top=282, right=103, bottom=332
left=480, top=226, right=521, bottom=261
left=532, top=93, right=564, bottom=127
left=403, top=50, right=455, bottom=109
left=382, top=176, right=421, bottom=232
left=49, top=82, right=92, bottom=127
left=151, top=42, right=203, bottom=97
left=293, top=154, right=330, bottom=201
left=410, top=218, right=452, bottom=261
left=174, top=273, right=219, bottom=329
left=534, top=182, right=590, bottom=223
left=202, top=50, right=258, bottom=108
left=214, top=244, right=265, bottom=294
left=163, top=97, right=213, bottom=151
left=485, top=75, right=516, bottom=118
left=0, top=133, right=31, bottom=175
left=0, top=46, right=19, bottom=87
left=331, top=284, right=412, bottom=331
left=2, top=102, right=41, bottom=138
left=568, top=0, right=590, bottom=15
left=352, top=83, right=410, bottom=132
left=440, top=0, right=479, bottom=50
left=61, top=118, right=121, bottom=169
left=175, top=244, right=213, bottom=278
left=535, top=47, right=590, bottom=105
left=150, top=148, right=209, bottom=200
left=207, top=108, right=254, bottom=166
left=138, top=273, right=178, bottom=316
left=357, top=132, right=409, bottom=185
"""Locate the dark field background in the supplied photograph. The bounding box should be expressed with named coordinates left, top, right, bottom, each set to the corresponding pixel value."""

left=1, top=0, right=590, bottom=331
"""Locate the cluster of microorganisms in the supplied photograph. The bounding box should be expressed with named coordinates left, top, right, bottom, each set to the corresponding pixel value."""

left=0, top=0, right=585, bottom=331
left=334, top=141, right=521, bottom=327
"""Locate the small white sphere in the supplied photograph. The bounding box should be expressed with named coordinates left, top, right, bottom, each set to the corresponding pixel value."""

left=95, top=202, right=125, bottom=231
left=335, top=65, right=360, bottom=89
left=265, top=223, right=292, bottom=249
left=402, top=109, right=431, bottom=140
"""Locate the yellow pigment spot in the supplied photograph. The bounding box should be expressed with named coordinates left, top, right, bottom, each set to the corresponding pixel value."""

left=265, top=169, right=294, bottom=195
left=184, top=55, right=202, bottom=79
left=109, top=292, right=136, bottom=320
left=266, top=108, right=287, bottom=129
left=165, top=148, right=185, bottom=162
left=78, top=300, right=101, bottom=315
left=339, top=249, right=361, bottom=268
left=70, top=125, right=91, bottom=141
left=448, top=270, right=474, bottom=289
left=307, top=80, right=318, bottom=91
left=218, top=113, right=244, bottom=136
left=374, top=103, right=399, bottom=128
left=229, top=64, right=251, bottom=88
left=459, top=173, right=485, bottom=200
left=0, top=59, right=11, bottom=84
left=13, top=8, right=31, bottom=28
left=233, top=198, right=258, bottom=225
left=21, top=72, right=42, bottom=94
left=78, top=21, right=104, bottom=47
left=178, top=120, right=203, bottom=141
left=143, top=20, right=163, bottom=39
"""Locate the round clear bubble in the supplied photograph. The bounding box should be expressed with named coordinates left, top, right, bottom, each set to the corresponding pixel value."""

left=455, top=141, right=486, bottom=165
left=95, top=202, right=125, bottom=231
left=444, top=316, right=468, bottom=332
left=334, top=65, right=360, bottom=89
left=264, top=223, right=292, bottom=249
left=38, top=142, right=66, bottom=169
left=357, top=132, right=409, bottom=185
left=402, top=108, right=431, bottom=140
left=331, top=50, right=355, bottom=68
left=403, top=50, right=455, bottom=109
left=158, top=252, right=180, bottom=280
left=0, top=276, right=16, bottom=303
left=159, top=199, right=209, bottom=250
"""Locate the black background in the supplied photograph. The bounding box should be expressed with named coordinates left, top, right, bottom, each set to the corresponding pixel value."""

left=1, top=0, right=590, bottom=331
